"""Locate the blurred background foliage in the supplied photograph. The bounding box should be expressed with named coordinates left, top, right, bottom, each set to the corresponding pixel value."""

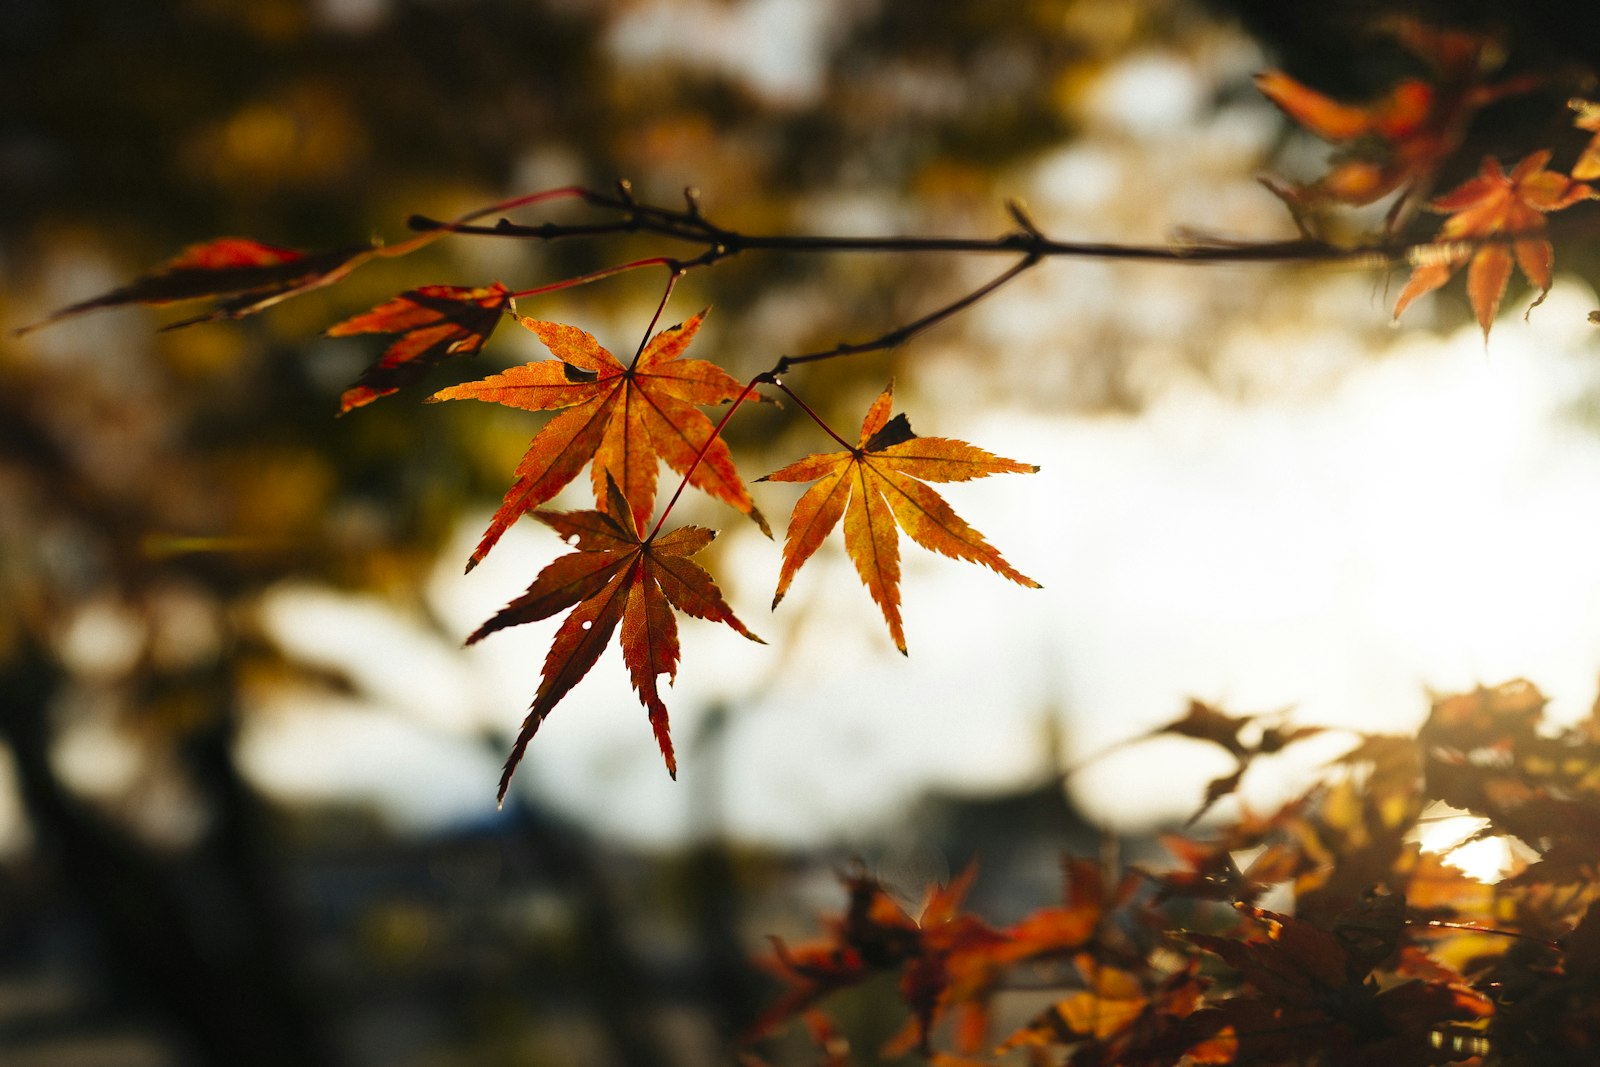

left=4, top=0, right=1600, bottom=1064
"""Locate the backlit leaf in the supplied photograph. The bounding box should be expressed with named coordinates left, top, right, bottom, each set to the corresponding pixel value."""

left=472, top=477, right=760, bottom=799
left=327, top=283, right=513, bottom=413
left=432, top=310, right=769, bottom=571
left=1255, top=22, right=1541, bottom=230
left=16, top=237, right=378, bottom=335
left=760, top=382, right=1039, bottom=653
left=1393, top=152, right=1594, bottom=338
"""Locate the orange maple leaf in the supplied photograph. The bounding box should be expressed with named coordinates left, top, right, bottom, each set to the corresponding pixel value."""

left=431, top=309, right=769, bottom=571
left=1255, top=22, right=1540, bottom=231
left=760, top=382, right=1039, bottom=654
left=472, top=477, right=761, bottom=799
left=15, top=237, right=379, bottom=335
left=326, top=283, right=513, bottom=413
left=1393, top=151, right=1594, bottom=338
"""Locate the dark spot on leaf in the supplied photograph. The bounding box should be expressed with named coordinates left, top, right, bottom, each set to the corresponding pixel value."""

left=863, top=413, right=916, bottom=452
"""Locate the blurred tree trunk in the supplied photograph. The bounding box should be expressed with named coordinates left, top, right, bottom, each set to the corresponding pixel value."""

left=0, top=635, right=341, bottom=1067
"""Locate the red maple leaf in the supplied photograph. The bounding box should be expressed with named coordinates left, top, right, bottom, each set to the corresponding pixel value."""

left=431, top=310, right=769, bottom=571
left=760, top=382, right=1039, bottom=654
left=472, top=477, right=760, bottom=798
left=1393, top=152, right=1594, bottom=338
left=15, top=237, right=378, bottom=335
left=326, top=283, right=513, bottom=413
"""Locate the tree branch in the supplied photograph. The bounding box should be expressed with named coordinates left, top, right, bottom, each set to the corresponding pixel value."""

left=405, top=184, right=1453, bottom=269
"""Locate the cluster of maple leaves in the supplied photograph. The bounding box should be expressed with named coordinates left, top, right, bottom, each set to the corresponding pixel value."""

left=18, top=16, right=1600, bottom=1059
left=21, top=252, right=1045, bottom=799
left=1255, top=20, right=1599, bottom=338
left=745, top=680, right=1600, bottom=1066
left=18, top=18, right=1600, bottom=797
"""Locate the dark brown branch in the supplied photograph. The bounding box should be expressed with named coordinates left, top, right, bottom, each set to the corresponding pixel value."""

left=773, top=254, right=1041, bottom=373
left=405, top=184, right=1501, bottom=269
left=409, top=210, right=1382, bottom=265
left=404, top=185, right=1600, bottom=381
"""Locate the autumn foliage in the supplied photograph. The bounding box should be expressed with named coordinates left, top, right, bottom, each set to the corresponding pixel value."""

left=749, top=681, right=1600, bottom=1066
left=760, top=382, right=1039, bottom=655
left=468, top=475, right=761, bottom=796
left=431, top=309, right=768, bottom=567
left=18, top=11, right=1600, bottom=1063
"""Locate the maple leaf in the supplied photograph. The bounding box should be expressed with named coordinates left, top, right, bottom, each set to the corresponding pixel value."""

left=753, top=865, right=1009, bottom=1058
left=759, top=382, right=1039, bottom=654
left=326, top=283, right=513, bottom=413
left=15, top=237, right=378, bottom=335
left=431, top=310, right=769, bottom=571
left=1255, top=21, right=1540, bottom=231
left=1150, top=820, right=1314, bottom=907
left=470, top=477, right=760, bottom=799
left=1001, top=958, right=1213, bottom=1067
left=1393, top=152, right=1594, bottom=339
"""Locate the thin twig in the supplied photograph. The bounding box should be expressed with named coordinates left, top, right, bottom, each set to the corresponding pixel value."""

left=769, top=379, right=855, bottom=452
left=772, top=253, right=1041, bottom=373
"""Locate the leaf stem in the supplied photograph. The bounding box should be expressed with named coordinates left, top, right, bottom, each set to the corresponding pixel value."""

left=770, top=379, right=855, bottom=453
left=630, top=268, right=684, bottom=369
left=772, top=253, right=1039, bottom=373
left=647, top=373, right=772, bottom=541
left=508, top=256, right=680, bottom=302
left=455, top=185, right=595, bottom=224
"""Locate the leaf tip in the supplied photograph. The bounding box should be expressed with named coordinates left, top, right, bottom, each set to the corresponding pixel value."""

left=750, top=505, right=773, bottom=539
